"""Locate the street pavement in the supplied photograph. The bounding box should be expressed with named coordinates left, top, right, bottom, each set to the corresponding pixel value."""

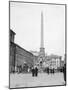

left=10, top=72, right=65, bottom=88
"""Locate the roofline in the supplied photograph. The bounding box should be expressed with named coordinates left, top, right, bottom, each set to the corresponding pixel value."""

left=10, top=41, right=33, bottom=56
left=10, top=29, right=16, bottom=35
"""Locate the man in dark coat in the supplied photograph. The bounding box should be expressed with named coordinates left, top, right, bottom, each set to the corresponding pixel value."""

left=47, top=67, right=49, bottom=75
left=31, top=67, right=35, bottom=77
left=52, top=68, right=54, bottom=74
left=35, top=67, right=38, bottom=77
left=63, top=64, right=66, bottom=84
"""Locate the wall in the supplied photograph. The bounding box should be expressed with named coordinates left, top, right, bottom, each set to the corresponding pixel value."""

left=15, top=45, right=34, bottom=71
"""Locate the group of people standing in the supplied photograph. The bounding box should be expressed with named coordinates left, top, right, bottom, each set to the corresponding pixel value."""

left=31, top=66, right=38, bottom=77
left=46, top=68, right=55, bottom=75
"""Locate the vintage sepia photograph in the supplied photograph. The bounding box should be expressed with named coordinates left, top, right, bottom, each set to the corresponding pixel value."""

left=9, top=1, right=66, bottom=89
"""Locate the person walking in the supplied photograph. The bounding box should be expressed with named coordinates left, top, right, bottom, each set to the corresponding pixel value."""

left=53, top=68, right=54, bottom=74
left=31, top=67, right=35, bottom=77
left=35, top=66, right=38, bottom=77
left=47, top=67, right=49, bottom=75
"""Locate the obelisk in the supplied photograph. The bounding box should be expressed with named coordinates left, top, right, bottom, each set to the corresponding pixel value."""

left=41, top=11, right=44, bottom=48
left=38, top=11, right=45, bottom=63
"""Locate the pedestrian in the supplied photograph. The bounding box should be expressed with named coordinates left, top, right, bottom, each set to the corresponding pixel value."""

left=31, top=67, right=35, bottom=77
left=63, top=64, right=66, bottom=84
left=50, top=69, right=52, bottom=74
left=53, top=68, right=54, bottom=74
left=47, top=67, right=49, bottom=75
left=35, top=66, right=38, bottom=77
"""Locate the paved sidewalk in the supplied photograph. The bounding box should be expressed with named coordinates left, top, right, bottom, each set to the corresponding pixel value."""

left=10, top=72, right=65, bottom=88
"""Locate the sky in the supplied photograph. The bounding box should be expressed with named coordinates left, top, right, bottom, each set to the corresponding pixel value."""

left=10, top=2, right=65, bottom=57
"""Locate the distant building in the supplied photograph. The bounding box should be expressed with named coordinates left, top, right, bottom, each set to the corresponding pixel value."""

left=10, top=30, right=34, bottom=73
left=45, top=54, right=62, bottom=69
left=61, top=60, right=64, bottom=67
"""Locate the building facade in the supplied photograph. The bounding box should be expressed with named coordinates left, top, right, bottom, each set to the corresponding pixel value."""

left=15, top=44, right=34, bottom=72
left=10, top=30, right=34, bottom=73
left=45, top=55, right=62, bottom=69
left=10, top=29, right=16, bottom=73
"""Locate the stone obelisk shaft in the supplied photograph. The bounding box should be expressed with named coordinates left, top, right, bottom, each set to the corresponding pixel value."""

left=38, top=12, right=45, bottom=72
left=41, top=12, right=44, bottom=48
left=39, top=11, right=45, bottom=57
